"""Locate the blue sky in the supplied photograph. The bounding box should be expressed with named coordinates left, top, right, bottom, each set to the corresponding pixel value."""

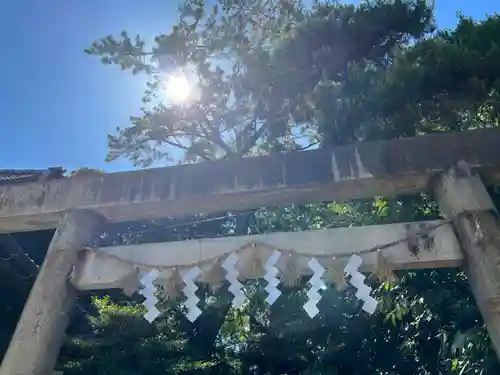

left=0, top=0, right=498, bottom=173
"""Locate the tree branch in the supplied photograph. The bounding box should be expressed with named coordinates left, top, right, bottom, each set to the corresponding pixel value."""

left=293, top=141, right=319, bottom=151
left=165, top=137, right=213, bottom=162
left=198, top=108, right=235, bottom=157
left=238, top=121, right=267, bottom=157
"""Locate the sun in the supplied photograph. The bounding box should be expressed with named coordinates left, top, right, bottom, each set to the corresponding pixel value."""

left=164, top=73, right=191, bottom=104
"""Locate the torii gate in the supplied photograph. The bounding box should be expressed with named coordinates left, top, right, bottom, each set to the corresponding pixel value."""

left=1, top=128, right=500, bottom=375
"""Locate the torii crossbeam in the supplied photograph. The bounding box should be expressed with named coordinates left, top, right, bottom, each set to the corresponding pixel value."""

left=2, top=129, right=500, bottom=375
left=1, top=128, right=500, bottom=233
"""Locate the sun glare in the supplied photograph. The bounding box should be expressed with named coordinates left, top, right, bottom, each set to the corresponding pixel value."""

left=165, top=73, right=191, bottom=104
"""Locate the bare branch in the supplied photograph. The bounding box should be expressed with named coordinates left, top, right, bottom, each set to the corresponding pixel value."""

left=238, top=121, right=267, bottom=157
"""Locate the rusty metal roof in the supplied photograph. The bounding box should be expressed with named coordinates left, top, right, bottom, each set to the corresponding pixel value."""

left=0, top=168, right=65, bottom=186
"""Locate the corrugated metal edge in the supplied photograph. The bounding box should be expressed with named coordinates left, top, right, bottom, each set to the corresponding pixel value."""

left=0, top=168, right=65, bottom=185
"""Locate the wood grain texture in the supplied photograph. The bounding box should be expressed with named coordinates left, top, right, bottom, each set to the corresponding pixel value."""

left=2, top=129, right=500, bottom=232
left=71, top=220, right=463, bottom=291
left=434, top=162, right=500, bottom=360
left=0, top=210, right=105, bottom=375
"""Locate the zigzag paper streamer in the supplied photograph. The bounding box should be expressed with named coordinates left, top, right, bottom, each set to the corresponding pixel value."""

left=222, top=253, right=246, bottom=307
left=182, top=267, right=203, bottom=322
left=344, top=254, right=378, bottom=314
left=303, top=258, right=325, bottom=318
left=264, top=250, right=282, bottom=305
left=139, top=269, right=161, bottom=323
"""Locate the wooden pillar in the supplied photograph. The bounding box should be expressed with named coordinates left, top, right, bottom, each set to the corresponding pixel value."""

left=433, top=161, right=500, bottom=358
left=0, top=210, right=105, bottom=375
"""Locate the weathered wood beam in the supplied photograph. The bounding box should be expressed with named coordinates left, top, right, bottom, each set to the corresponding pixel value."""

left=2, top=129, right=500, bottom=233
left=71, top=220, right=463, bottom=291
left=0, top=210, right=105, bottom=375
left=434, top=161, right=500, bottom=359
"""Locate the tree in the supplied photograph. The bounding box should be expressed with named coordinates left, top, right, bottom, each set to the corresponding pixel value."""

left=59, top=201, right=500, bottom=375
left=311, top=13, right=500, bottom=145
left=64, top=1, right=500, bottom=374
left=85, top=0, right=434, bottom=165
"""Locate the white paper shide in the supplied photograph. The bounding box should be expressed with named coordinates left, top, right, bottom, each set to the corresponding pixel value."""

left=139, top=269, right=161, bottom=323
left=344, top=254, right=378, bottom=314
left=182, top=267, right=203, bottom=322
left=222, top=252, right=246, bottom=307
left=264, top=250, right=282, bottom=305
left=303, top=258, right=325, bottom=318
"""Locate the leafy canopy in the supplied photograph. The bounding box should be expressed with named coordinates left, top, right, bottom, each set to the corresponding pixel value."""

left=85, top=0, right=434, bottom=164
left=61, top=1, right=500, bottom=374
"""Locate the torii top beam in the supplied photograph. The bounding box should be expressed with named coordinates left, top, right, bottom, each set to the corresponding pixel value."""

left=1, top=129, right=500, bottom=233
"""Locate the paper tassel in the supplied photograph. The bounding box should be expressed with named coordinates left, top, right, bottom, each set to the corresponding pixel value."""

left=277, top=252, right=301, bottom=287
left=204, top=261, right=226, bottom=291
left=375, top=250, right=397, bottom=283
left=119, top=268, right=139, bottom=296
left=244, top=258, right=264, bottom=279
left=404, top=224, right=421, bottom=258
left=237, top=243, right=265, bottom=279
left=160, top=268, right=184, bottom=300
left=325, top=265, right=347, bottom=291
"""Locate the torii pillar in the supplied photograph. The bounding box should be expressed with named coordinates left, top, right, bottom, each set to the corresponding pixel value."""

left=0, top=210, right=105, bottom=375
left=434, top=161, right=500, bottom=358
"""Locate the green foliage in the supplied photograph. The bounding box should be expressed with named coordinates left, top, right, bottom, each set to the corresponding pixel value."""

left=86, top=0, right=437, bottom=164
left=313, top=13, right=500, bottom=144
left=65, top=1, right=500, bottom=374
left=85, top=1, right=500, bottom=161
left=261, top=0, right=435, bottom=144
left=58, top=201, right=500, bottom=374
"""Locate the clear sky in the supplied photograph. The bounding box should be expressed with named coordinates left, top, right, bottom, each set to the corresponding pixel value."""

left=0, top=0, right=498, bottom=173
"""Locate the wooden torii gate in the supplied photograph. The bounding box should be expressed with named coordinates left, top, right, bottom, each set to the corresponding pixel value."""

left=1, top=128, right=500, bottom=374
